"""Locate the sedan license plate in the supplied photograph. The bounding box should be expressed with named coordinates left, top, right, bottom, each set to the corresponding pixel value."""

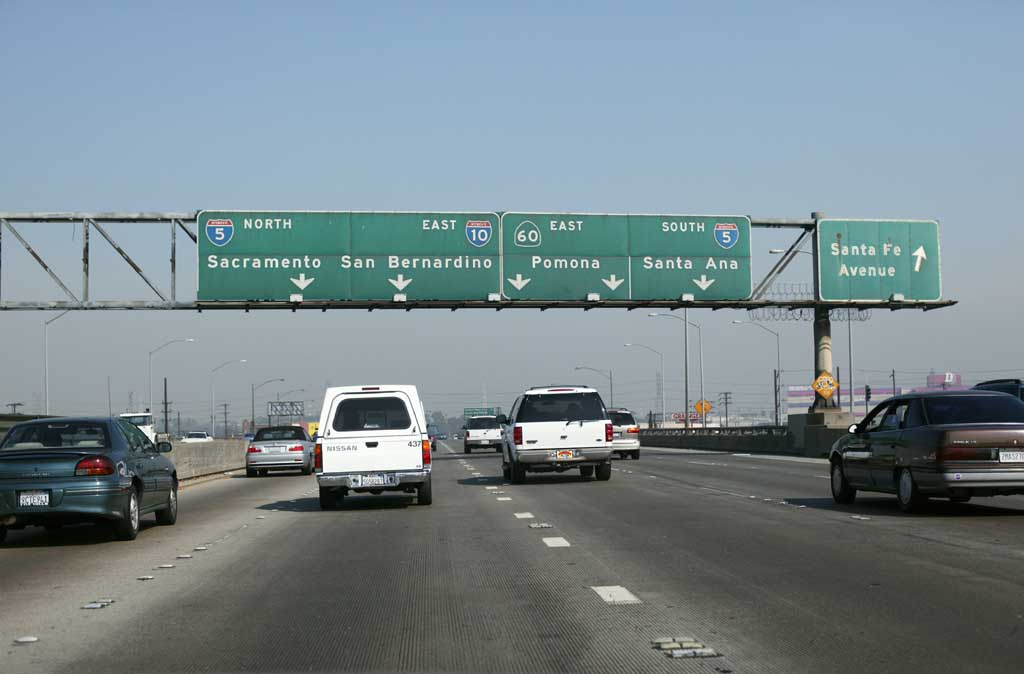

left=999, top=451, right=1024, bottom=463
left=19, top=490, right=49, bottom=507
left=556, top=450, right=574, bottom=460
left=361, top=474, right=389, bottom=487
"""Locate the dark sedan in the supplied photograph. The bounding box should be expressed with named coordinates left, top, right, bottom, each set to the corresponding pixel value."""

left=830, top=391, right=1024, bottom=512
left=0, top=417, right=178, bottom=543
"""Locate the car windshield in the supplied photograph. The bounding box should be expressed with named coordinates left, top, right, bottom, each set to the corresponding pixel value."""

left=254, top=427, right=306, bottom=441
left=924, top=395, right=1024, bottom=424
left=121, top=414, right=153, bottom=426
left=518, top=393, right=607, bottom=422
left=467, top=417, right=499, bottom=429
left=334, top=396, right=412, bottom=431
left=186, top=432, right=207, bottom=439
left=1, top=422, right=110, bottom=450
left=610, top=412, right=635, bottom=426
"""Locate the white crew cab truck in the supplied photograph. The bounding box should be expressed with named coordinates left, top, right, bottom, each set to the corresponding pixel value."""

left=499, top=385, right=614, bottom=483
left=315, top=385, right=432, bottom=509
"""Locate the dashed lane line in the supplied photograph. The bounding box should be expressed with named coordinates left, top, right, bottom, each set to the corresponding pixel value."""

left=542, top=537, right=571, bottom=548
left=590, top=585, right=642, bottom=605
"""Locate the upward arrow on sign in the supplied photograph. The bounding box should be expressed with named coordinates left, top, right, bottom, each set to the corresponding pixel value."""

left=912, top=246, right=927, bottom=272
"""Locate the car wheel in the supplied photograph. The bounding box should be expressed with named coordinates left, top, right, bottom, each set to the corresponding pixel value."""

left=417, top=476, right=433, bottom=506
left=950, top=495, right=971, bottom=504
left=246, top=468, right=257, bottom=478
left=0, top=525, right=6, bottom=544
left=464, top=447, right=471, bottom=454
left=632, top=450, right=641, bottom=460
left=113, top=488, right=141, bottom=541
left=301, top=462, right=313, bottom=476
left=595, top=462, right=612, bottom=481
left=259, top=469, right=268, bottom=477
left=502, top=463, right=511, bottom=480
left=155, top=480, right=178, bottom=526
left=897, top=468, right=925, bottom=513
left=319, top=487, right=338, bottom=510
left=511, top=462, right=526, bottom=484
left=830, top=462, right=857, bottom=504
left=579, top=465, right=595, bottom=478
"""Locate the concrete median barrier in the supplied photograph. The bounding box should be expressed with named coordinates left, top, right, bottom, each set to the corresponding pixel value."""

left=168, top=440, right=246, bottom=480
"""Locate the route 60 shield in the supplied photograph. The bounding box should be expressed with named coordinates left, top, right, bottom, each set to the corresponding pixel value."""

left=714, top=222, right=739, bottom=250
left=206, top=219, right=234, bottom=247
left=465, top=220, right=492, bottom=248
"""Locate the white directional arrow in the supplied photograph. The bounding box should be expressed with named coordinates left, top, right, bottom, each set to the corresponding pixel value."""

left=693, top=275, right=716, bottom=291
left=290, top=273, right=315, bottom=290
left=912, top=246, right=927, bottom=272
left=388, top=274, right=413, bottom=291
left=602, top=274, right=624, bottom=291
left=507, top=274, right=531, bottom=290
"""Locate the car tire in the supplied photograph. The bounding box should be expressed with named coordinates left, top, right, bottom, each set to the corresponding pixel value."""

left=511, top=461, right=526, bottom=484
left=112, top=488, right=140, bottom=541
left=155, top=480, right=178, bottom=526
left=465, top=448, right=471, bottom=454
left=301, top=462, right=313, bottom=476
left=246, top=468, right=257, bottom=478
left=502, top=463, right=511, bottom=480
left=579, top=465, right=595, bottom=478
left=0, top=524, right=6, bottom=544
left=897, top=468, right=925, bottom=513
left=417, top=477, right=433, bottom=506
left=830, top=462, right=857, bottom=504
left=632, top=450, right=641, bottom=460
left=319, top=487, right=338, bottom=510
left=259, top=469, right=268, bottom=478
left=595, top=462, right=612, bottom=481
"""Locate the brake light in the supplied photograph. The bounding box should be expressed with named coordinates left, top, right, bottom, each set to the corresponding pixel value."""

left=627, top=426, right=639, bottom=434
left=938, top=446, right=994, bottom=461
left=605, top=423, right=614, bottom=442
left=361, top=387, right=380, bottom=391
left=247, top=445, right=262, bottom=453
left=548, top=388, right=573, bottom=392
left=75, top=456, right=115, bottom=476
left=422, top=439, right=431, bottom=465
left=314, top=443, right=322, bottom=470
left=465, top=430, right=470, bottom=438
left=514, top=425, right=523, bottom=446
left=288, top=445, right=304, bottom=452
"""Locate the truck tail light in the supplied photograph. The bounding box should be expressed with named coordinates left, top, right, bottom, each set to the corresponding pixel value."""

left=247, top=445, right=261, bottom=453
left=422, top=439, right=431, bottom=465
left=288, top=445, right=304, bottom=452
left=314, top=443, right=322, bottom=470
left=465, top=430, right=470, bottom=438
left=75, top=456, right=115, bottom=476
left=627, top=426, right=639, bottom=434
left=605, top=423, right=614, bottom=442
left=513, top=425, right=523, bottom=446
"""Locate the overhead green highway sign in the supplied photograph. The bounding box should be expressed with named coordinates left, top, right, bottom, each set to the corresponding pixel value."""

left=198, top=211, right=500, bottom=301
left=816, top=219, right=941, bottom=302
left=500, top=213, right=752, bottom=301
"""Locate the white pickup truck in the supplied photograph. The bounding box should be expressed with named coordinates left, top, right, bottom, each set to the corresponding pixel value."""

left=314, top=385, right=432, bottom=509
left=463, top=415, right=502, bottom=453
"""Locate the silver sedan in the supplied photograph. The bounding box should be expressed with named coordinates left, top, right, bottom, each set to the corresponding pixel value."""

left=246, top=426, right=315, bottom=477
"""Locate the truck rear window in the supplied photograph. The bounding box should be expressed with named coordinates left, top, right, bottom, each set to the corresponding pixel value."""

left=518, top=393, right=607, bottom=423
left=333, top=396, right=412, bottom=432
left=467, top=417, right=500, bottom=429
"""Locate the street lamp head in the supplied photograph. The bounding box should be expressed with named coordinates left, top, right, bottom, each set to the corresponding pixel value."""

left=768, top=248, right=785, bottom=254
left=239, top=359, right=248, bottom=363
left=647, top=312, right=661, bottom=317
left=185, top=338, right=196, bottom=343
left=732, top=320, right=744, bottom=324
left=623, top=343, right=632, bottom=347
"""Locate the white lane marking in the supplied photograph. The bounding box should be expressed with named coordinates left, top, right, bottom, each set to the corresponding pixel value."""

left=591, top=585, right=642, bottom=605
left=496, top=497, right=512, bottom=501
left=542, top=537, right=571, bottom=548
left=700, top=486, right=749, bottom=498
left=816, top=475, right=831, bottom=479
left=687, top=461, right=729, bottom=467
left=514, top=512, right=534, bottom=519
left=485, top=486, right=498, bottom=490
left=735, top=453, right=751, bottom=456
left=473, top=472, right=482, bottom=476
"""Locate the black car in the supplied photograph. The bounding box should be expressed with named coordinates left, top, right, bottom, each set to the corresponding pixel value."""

left=0, top=417, right=178, bottom=543
left=973, top=378, right=1024, bottom=400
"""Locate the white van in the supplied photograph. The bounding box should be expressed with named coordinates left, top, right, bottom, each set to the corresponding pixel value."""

left=315, top=385, right=432, bottom=509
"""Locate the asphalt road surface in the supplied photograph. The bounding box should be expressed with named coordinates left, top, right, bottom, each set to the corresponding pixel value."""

left=4, top=442, right=1024, bottom=674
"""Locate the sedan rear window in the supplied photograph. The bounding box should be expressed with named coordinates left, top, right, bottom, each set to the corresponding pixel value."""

left=467, top=417, right=500, bottom=429
left=518, top=393, right=607, bottom=423
left=1, top=422, right=111, bottom=451
left=333, top=396, right=412, bottom=432
left=610, top=412, right=636, bottom=427
left=254, top=427, right=306, bottom=441
left=924, top=396, right=1024, bottom=425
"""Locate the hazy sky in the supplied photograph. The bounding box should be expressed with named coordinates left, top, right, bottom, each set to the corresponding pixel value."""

left=1, top=1, right=1021, bottom=425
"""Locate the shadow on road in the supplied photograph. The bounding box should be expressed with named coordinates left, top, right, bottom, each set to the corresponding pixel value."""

left=787, top=496, right=1024, bottom=517
left=256, top=494, right=416, bottom=512
left=0, top=521, right=156, bottom=548
left=230, top=471, right=311, bottom=479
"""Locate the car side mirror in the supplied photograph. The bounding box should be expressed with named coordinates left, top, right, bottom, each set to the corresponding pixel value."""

left=157, top=441, right=173, bottom=453
left=847, top=424, right=859, bottom=435
left=496, top=415, right=508, bottom=425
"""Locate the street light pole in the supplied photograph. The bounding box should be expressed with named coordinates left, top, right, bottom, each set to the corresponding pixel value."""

left=148, top=338, right=195, bottom=415
left=648, top=313, right=705, bottom=427
left=43, top=310, right=70, bottom=415
left=732, top=320, right=782, bottom=425
left=624, top=343, right=665, bottom=427
left=683, top=307, right=690, bottom=429
left=574, top=366, right=613, bottom=407
left=252, top=378, right=285, bottom=432
left=210, top=359, right=247, bottom=437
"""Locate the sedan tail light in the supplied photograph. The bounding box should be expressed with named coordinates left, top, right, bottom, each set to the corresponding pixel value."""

left=422, top=439, right=431, bottom=465
left=605, top=423, right=614, bottom=442
left=288, top=445, right=304, bottom=452
left=314, top=443, right=322, bottom=470
left=938, top=446, right=996, bottom=461
left=513, top=425, right=523, bottom=446
left=627, top=426, right=639, bottom=434
left=75, top=455, right=115, bottom=476
left=247, top=445, right=262, bottom=453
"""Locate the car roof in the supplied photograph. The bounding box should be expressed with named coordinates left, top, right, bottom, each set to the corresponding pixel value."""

left=256, top=426, right=306, bottom=432
left=323, top=385, right=420, bottom=396
left=889, top=390, right=1014, bottom=401
left=607, top=408, right=634, bottom=414
left=524, top=385, right=598, bottom=394
left=973, top=379, right=1024, bottom=387
left=15, top=416, right=113, bottom=425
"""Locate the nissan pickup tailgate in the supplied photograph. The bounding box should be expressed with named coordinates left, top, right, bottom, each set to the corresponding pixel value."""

left=321, top=391, right=424, bottom=474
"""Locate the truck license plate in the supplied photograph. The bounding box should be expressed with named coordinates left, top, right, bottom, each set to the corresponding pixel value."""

left=362, top=474, right=389, bottom=486
left=19, top=490, right=49, bottom=507
left=557, top=450, right=574, bottom=460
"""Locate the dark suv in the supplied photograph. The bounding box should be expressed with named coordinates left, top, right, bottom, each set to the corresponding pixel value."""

left=972, top=379, right=1024, bottom=400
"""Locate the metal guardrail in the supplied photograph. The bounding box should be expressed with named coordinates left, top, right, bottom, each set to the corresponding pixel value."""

left=640, top=426, right=794, bottom=453
left=641, top=425, right=788, bottom=437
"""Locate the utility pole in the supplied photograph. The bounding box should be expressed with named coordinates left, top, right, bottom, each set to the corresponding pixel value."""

left=220, top=403, right=230, bottom=439
left=718, top=392, right=733, bottom=428
left=6, top=402, right=25, bottom=414
left=107, top=376, right=112, bottom=416
left=683, top=307, right=690, bottom=429
left=891, top=369, right=897, bottom=394
left=774, top=369, right=780, bottom=426
left=161, top=378, right=171, bottom=435
left=177, top=411, right=181, bottom=438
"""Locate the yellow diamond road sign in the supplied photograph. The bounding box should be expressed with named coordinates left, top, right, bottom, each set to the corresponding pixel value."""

left=694, top=399, right=712, bottom=415
left=812, top=372, right=838, bottom=399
